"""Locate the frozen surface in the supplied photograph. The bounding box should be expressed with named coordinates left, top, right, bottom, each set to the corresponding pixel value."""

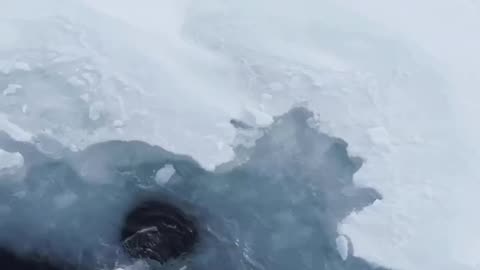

left=1, top=0, right=479, bottom=269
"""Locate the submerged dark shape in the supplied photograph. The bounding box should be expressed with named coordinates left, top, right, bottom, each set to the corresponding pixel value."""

left=121, top=200, right=198, bottom=263
left=0, top=248, right=64, bottom=270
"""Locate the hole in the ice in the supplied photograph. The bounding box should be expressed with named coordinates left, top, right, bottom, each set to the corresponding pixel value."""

left=120, top=200, right=198, bottom=263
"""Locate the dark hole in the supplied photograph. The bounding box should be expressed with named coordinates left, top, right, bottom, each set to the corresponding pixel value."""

left=0, top=248, right=63, bottom=270
left=120, top=200, right=198, bottom=263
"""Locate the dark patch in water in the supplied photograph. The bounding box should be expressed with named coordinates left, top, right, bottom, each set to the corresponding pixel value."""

left=0, top=107, right=388, bottom=270
left=0, top=248, right=66, bottom=270
left=121, top=200, right=198, bottom=263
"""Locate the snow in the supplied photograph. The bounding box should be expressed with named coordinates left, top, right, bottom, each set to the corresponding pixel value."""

left=0, top=0, right=478, bottom=269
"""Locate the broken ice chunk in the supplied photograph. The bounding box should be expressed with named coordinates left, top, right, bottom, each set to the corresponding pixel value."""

left=0, top=149, right=24, bottom=176
left=154, top=164, right=176, bottom=185
left=0, top=114, right=32, bottom=141
left=336, top=235, right=349, bottom=261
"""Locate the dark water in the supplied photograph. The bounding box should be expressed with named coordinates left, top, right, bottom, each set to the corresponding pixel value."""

left=0, top=107, right=388, bottom=270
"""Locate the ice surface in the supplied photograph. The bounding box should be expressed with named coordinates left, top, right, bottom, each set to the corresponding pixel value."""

left=0, top=0, right=479, bottom=269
